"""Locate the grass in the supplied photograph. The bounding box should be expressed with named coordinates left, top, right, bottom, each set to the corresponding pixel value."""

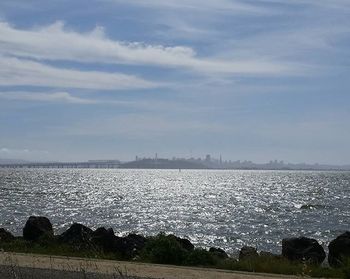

left=1, top=235, right=350, bottom=278
left=218, top=256, right=345, bottom=278
left=0, top=237, right=123, bottom=261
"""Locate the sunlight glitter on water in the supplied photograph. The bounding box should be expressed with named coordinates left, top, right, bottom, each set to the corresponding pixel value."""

left=1, top=169, right=349, bottom=254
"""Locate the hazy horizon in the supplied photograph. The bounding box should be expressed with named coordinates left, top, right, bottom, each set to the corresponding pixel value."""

left=1, top=1, right=349, bottom=165
left=1, top=154, right=350, bottom=167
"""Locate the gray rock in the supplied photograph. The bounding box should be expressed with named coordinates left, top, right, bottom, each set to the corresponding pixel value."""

left=60, top=223, right=93, bottom=245
left=282, top=237, right=325, bottom=265
left=0, top=228, right=15, bottom=242
left=23, top=216, right=53, bottom=241
left=328, top=231, right=350, bottom=267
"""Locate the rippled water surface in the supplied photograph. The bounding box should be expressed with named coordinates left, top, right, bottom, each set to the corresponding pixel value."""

left=1, top=169, right=349, bottom=254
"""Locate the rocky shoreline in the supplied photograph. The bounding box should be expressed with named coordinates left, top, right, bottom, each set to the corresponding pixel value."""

left=0, top=216, right=349, bottom=269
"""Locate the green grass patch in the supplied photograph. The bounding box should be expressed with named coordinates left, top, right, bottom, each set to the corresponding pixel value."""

left=0, top=237, right=123, bottom=261
left=218, top=255, right=347, bottom=278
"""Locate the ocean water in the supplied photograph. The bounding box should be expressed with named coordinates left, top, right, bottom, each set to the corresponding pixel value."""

left=0, top=168, right=349, bottom=254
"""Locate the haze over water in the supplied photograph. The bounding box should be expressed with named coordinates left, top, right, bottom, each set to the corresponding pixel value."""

left=1, top=168, right=349, bottom=254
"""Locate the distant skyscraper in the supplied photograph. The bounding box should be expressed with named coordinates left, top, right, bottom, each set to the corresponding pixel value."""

left=205, top=154, right=211, bottom=162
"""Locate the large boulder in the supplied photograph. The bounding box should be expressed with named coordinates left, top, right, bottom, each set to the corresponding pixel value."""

left=209, top=247, right=228, bottom=259
left=282, top=237, right=325, bottom=265
left=59, top=223, right=93, bottom=245
left=23, top=216, right=53, bottom=241
left=0, top=228, right=15, bottom=242
left=239, top=246, right=259, bottom=261
left=328, top=232, right=350, bottom=267
left=91, top=227, right=117, bottom=252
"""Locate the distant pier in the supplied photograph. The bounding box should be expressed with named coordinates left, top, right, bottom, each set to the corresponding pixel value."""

left=0, top=161, right=121, bottom=169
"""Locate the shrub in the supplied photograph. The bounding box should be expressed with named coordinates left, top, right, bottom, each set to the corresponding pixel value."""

left=140, top=233, right=187, bottom=265
left=185, top=248, right=217, bottom=266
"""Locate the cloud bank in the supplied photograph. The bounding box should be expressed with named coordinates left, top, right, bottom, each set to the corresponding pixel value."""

left=0, top=91, right=98, bottom=104
left=0, top=21, right=296, bottom=76
left=0, top=56, right=158, bottom=90
left=106, top=0, right=266, bottom=14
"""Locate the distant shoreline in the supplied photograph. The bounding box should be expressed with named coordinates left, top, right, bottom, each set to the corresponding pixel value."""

left=1, top=166, right=350, bottom=171
left=1, top=164, right=350, bottom=172
left=1, top=157, right=350, bottom=171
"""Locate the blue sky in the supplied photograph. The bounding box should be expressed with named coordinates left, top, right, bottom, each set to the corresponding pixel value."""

left=0, top=0, right=349, bottom=164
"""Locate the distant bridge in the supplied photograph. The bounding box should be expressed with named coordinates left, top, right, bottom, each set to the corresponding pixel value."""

left=0, top=162, right=121, bottom=169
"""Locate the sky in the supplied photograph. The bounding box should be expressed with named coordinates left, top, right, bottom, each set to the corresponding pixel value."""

left=0, top=0, right=349, bottom=164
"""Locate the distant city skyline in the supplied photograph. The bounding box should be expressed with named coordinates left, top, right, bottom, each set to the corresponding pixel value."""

left=0, top=1, right=349, bottom=165
left=1, top=153, right=350, bottom=169
left=1, top=154, right=350, bottom=171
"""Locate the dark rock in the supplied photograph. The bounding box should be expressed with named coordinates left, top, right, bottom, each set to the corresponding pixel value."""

left=328, top=231, right=350, bottom=267
left=23, top=216, right=53, bottom=241
left=209, top=247, right=228, bottom=259
left=91, top=227, right=117, bottom=252
left=168, top=234, right=194, bottom=251
left=59, top=223, right=93, bottom=245
left=0, top=228, right=15, bottom=242
left=239, top=246, right=259, bottom=261
left=115, top=233, right=148, bottom=257
left=282, top=237, right=325, bottom=265
left=125, top=233, right=148, bottom=251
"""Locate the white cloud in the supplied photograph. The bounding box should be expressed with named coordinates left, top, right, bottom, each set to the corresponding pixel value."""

left=0, top=91, right=98, bottom=104
left=0, top=91, right=205, bottom=110
left=106, top=0, right=266, bottom=14
left=260, top=0, right=350, bottom=10
left=0, top=91, right=147, bottom=107
left=0, top=21, right=298, bottom=76
left=0, top=56, right=158, bottom=90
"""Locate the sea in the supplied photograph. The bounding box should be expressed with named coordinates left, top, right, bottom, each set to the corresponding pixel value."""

left=1, top=168, right=349, bottom=255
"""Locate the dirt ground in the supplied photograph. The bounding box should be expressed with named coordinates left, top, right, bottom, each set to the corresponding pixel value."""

left=0, top=252, right=299, bottom=279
